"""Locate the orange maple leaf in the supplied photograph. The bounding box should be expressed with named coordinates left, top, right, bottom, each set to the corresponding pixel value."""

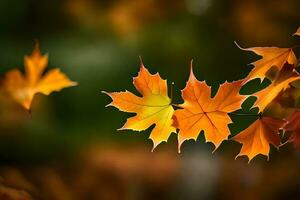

left=3, top=43, right=77, bottom=110
left=282, top=110, right=300, bottom=147
left=254, top=63, right=300, bottom=112
left=103, top=62, right=176, bottom=149
left=294, top=27, right=300, bottom=36
left=233, top=117, right=285, bottom=162
left=236, top=42, right=297, bottom=83
left=172, top=62, right=247, bottom=152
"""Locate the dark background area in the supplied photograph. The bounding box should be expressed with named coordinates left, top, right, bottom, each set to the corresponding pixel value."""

left=0, top=0, right=300, bottom=199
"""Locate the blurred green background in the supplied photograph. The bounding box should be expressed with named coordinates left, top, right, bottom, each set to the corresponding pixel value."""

left=0, top=0, right=300, bottom=199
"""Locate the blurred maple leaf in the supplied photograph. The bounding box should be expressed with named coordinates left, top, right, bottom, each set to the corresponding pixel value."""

left=65, top=0, right=183, bottom=37
left=282, top=110, right=300, bottom=147
left=2, top=43, right=77, bottom=111
left=103, top=61, right=175, bottom=149
left=0, top=184, right=33, bottom=200
left=229, top=0, right=300, bottom=43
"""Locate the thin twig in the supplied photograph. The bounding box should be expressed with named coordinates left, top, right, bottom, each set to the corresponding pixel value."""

left=291, top=44, right=300, bottom=49
left=229, top=112, right=260, bottom=117
left=171, top=104, right=181, bottom=108
left=170, top=82, right=174, bottom=102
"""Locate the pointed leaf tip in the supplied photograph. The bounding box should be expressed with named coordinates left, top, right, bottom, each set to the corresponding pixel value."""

left=139, top=56, right=145, bottom=69
left=34, top=40, right=40, bottom=49
left=189, top=60, right=196, bottom=81
left=293, top=27, right=300, bottom=36
left=101, top=90, right=109, bottom=95
left=33, top=40, right=41, bottom=55
left=234, top=41, right=245, bottom=50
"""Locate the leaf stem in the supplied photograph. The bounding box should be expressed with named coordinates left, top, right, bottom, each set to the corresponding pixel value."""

left=279, top=139, right=292, bottom=147
left=291, top=44, right=300, bottom=49
left=172, top=104, right=181, bottom=108
left=229, top=112, right=260, bottom=117
left=170, top=81, right=174, bottom=102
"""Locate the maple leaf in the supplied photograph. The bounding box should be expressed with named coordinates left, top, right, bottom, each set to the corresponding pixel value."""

left=233, top=117, right=285, bottom=162
left=172, top=62, right=247, bottom=152
left=236, top=42, right=297, bottom=82
left=0, top=184, right=33, bottom=200
left=3, top=43, right=77, bottom=110
left=103, top=62, right=176, bottom=149
left=294, top=27, right=300, bottom=36
left=253, top=63, right=300, bottom=112
left=282, top=110, right=300, bottom=147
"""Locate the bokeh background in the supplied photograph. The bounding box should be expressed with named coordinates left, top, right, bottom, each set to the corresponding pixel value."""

left=0, top=0, right=300, bottom=199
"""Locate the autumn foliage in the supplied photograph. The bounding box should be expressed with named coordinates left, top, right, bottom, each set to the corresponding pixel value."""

left=1, top=27, right=300, bottom=163
left=2, top=43, right=77, bottom=111
left=105, top=26, right=300, bottom=162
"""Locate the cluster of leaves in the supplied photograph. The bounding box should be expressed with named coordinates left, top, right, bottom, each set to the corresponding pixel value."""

left=1, top=28, right=300, bottom=163
left=105, top=27, right=300, bottom=162
left=1, top=43, right=77, bottom=111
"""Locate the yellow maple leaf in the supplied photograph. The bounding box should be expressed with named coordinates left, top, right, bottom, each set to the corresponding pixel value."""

left=233, top=117, right=285, bottom=162
left=3, top=43, right=77, bottom=110
left=172, top=62, right=247, bottom=152
left=236, top=42, right=297, bottom=82
left=254, top=63, right=300, bottom=112
left=103, top=62, right=175, bottom=149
